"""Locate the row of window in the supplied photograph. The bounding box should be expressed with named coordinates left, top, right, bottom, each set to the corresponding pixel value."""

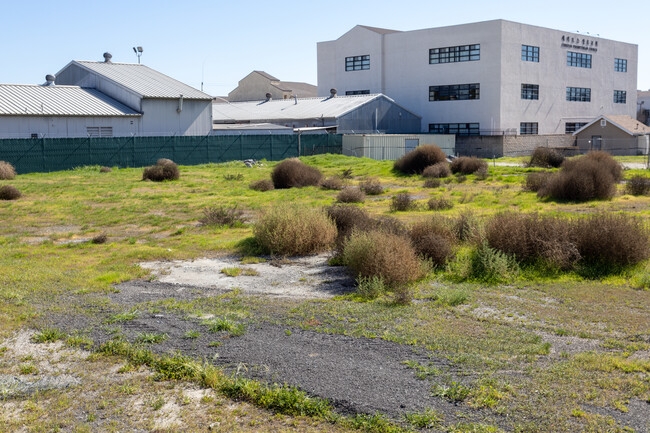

left=346, top=48, right=627, bottom=71
left=429, top=122, right=593, bottom=136
left=429, top=83, right=480, bottom=101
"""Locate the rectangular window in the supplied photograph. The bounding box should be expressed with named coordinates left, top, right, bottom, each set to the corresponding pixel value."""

left=567, top=51, right=592, bottom=68
left=565, top=122, right=587, bottom=133
left=429, top=123, right=480, bottom=136
left=614, top=90, right=627, bottom=104
left=87, top=126, right=113, bottom=137
left=521, top=45, right=539, bottom=62
left=615, top=58, right=627, bottom=72
left=345, top=55, right=369, bottom=71
left=566, top=87, right=591, bottom=102
left=520, top=122, right=538, bottom=135
left=429, top=44, right=480, bottom=64
left=521, top=84, right=539, bottom=100
left=429, top=83, right=480, bottom=101
left=345, top=90, right=370, bottom=95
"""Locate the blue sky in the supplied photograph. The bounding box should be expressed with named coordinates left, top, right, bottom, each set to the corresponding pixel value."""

left=1, top=0, right=646, bottom=96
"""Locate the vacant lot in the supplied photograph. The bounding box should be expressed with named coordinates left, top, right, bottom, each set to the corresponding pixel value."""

left=0, top=155, right=649, bottom=433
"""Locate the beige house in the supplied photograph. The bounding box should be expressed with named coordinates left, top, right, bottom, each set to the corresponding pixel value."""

left=573, top=115, right=650, bottom=155
left=228, top=71, right=317, bottom=102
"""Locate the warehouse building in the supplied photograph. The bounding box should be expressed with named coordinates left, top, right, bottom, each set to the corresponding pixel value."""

left=318, top=20, right=638, bottom=135
left=212, top=91, right=420, bottom=134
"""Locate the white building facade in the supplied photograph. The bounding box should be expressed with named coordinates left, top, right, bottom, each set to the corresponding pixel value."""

left=318, top=20, right=638, bottom=135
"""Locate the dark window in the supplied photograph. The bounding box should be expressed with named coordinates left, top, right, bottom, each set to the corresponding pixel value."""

left=429, top=44, right=480, bottom=64
left=615, top=58, right=627, bottom=72
left=566, top=87, right=591, bottom=102
left=521, top=45, right=539, bottom=62
left=345, top=55, right=370, bottom=71
left=520, top=122, right=538, bottom=135
left=429, top=83, right=480, bottom=101
left=521, top=84, right=539, bottom=100
left=614, top=90, right=627, bottom=104
left=30, top=133, right=38, bottom=139
left=565, top=122, right=587, bottom=133
left=345, top=90, right=370, bottom=95
left=567, top=51, right=592, bottom=68
left=429, top=123, right=480, bottom=136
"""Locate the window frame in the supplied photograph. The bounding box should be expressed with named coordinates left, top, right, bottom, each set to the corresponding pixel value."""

left=521, top=45, right=539, bottom=62
left=520, top=122, right=538, bottom=135
left=567, top=51, right=592, bottom=68
left=566, top=87, right=591, bottom=102
left=429, top=44, right=480, bottom=64
left=565, top=122, right=587, bottom=134
left=613, top=90, right=627, bottom=104
left=521, top=84, right=539, bottom=100
left=345, top=55, right=370, bottom=71
left=429, top=83, right=480, bottom=101
left=429, top=123, right=480, bottom=136
left=614, top=58, right=627, bottom=72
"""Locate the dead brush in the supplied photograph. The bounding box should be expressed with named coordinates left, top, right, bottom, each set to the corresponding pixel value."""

left=336, top=187, right=365, bottom=203
left=0, top=185, right=21, bottom=200
left=0, top=161, right=16, bottom=180
left=427, top=197, right=453, bottom=211
left=409, top=217, right=456, bottom=267
left=142, top=158, right=180, bottom=181
left=320, top=176, right=344, bottom=191
left=91, top=233, right=108, bottom=244
left=453, top=211, right=481, bottom=244
left=359, top=177, right=383, bottom=195
left=271, top=158, right=323, bottom=189
left=538, top=155, right=617, bottom=201
left=249, top=179, right=274, bottom=191
left=625, top=175, right=650, bottom=196
left=450, top=157, right=487, bottom=175
left=422, top=162, right=451, bottom=178
left=394, top=145, right=447, bottom=175
left=200, top=205, right=247, bottom=227
left=523, top=172, right=552, bottom=192
left=99, top=166, right=112, bottom=173
left=423, top=178, right=441, bottom=188
left=527, top=147, right=565, bottom=168
left=390, top=193, right=416, bottom=212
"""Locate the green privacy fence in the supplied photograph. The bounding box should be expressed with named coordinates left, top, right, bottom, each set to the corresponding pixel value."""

left=0, top=134, right=342, bottom=174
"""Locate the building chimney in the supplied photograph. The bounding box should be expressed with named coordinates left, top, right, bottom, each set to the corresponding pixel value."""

left=265, top=93, right=272, bottom=101
left=330, top=88, right=337, bottom=98
left=103, top=52, right=113, bottom=63
left=44, top=74, right=56, bottom=86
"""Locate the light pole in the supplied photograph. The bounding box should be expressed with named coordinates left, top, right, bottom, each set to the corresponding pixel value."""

left=133, top=46, right=143, bottom=64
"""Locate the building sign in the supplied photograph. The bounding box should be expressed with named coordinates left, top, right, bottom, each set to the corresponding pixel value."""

left=561, top=35, right=598, bottom=52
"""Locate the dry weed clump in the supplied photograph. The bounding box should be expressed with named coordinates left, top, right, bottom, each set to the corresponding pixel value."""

left=422, top=162, right=451, bottom=178
left=625, top=175, right=650, bottom=196
left=453, top=211, right=481, bottom=243
left=271, top=158, right=323, bottom=189
left=523, top=172, right=552, bottom=192
left=427, top=197, right=453, bottom=211
left=91, top=233, right=108, bottom=244
left=0, top=185, right=21, bottom=200
left=528, top=147, right=565, bottom=168
left=342, top=230, right=423, bottom=287
left=99, top=166, right=112, bottom=173
left=254, top=205, right=336, bottom=256
left=142, top=158, right=180, bottom=181
left=390, top=193, right=416, bottom=212
left=0, top=161, right=17, bottom=180
left=409, top=218, right=456, bottom=267
left=336, top=187, right=365, bottom=203
left=200, top=205, right=246, bottom=227
left=450, top=157, right=488, bottom=175
left=249, top=179, right=274, bottom=191
left=423, top=178, right=441, bottom=188
left=394, top=145, right=447, bottom=175
left=320, top=176, right=344, bottom=191
left=359, top=177, right=384, bottom=195
left=538, top=152, right=620, bottom=201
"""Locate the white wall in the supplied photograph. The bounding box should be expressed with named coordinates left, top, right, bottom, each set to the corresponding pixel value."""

left=141, top=99, right=212, bottom=136
left=0, top=116, right=140, bottom=138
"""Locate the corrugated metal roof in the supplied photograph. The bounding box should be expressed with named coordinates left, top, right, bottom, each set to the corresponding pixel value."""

left=0, top=84, right=140, bottom=116
left=213, top=94, right=402, bottom=122
left=72, top=61, right=213, bottom=100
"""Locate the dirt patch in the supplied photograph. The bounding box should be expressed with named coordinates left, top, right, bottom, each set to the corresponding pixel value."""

left=139, top=254, right=355, bottom=299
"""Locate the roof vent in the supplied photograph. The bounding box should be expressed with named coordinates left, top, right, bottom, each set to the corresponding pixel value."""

left=330, top=88, right=337, bottom=98
left=265, top=93, right=272, bottom=101
left=103, top=52, right=113, bottom=63
left=44, top=74, right=56, bottom=86
left=294, top=94, right=298, bottom=105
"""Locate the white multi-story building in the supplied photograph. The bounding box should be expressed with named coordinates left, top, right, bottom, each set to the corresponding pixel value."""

left=318, top=20, right=637, bottom=135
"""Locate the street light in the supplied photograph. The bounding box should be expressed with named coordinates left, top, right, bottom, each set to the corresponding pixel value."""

left=132, top=46, right=143, bottom=64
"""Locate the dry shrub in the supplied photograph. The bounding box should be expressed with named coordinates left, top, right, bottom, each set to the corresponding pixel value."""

left=91, top=233, right=107, bottom=244
left=271, top=158, right=322, bottom=189
left=427, top=197, right=453, bottom=211
left=390, top=193, right=416, bottom=212
left=625, top=175, right=650, bottom=196
left=486, top=212, right=580, bottom=270
left=422, top=162, right=451, bottom=178
left=337, top=187, right=365, bottom=203
left=575, top=213, right=649, bottom=268
left=523, top=172, right=552, bottom=192
left=538, top=155, right=617, bottom=201
left=253, top=205, right=336, bottom=256
left=359, top=177, right=383, bottom=195
left=320, top=176, right=343, bottom=190
left=582, top=151, right=622, bottom=181
left=99, top=166, right=112, bottom=173
left=142, top=159, right=180, bottom=181
left=394, top=145, right=447, bottom=175
left=528, top=147, right=565, bottom=168
left=373, top=215, right=409, bottom=238
left=223, top=173, right=244, bottom=181
left=409, top=218, right=455, bottom=267
left=423, top=178, right=441, bottom=188
left=450, top=157, right=488, bottom=175
left=0, top=161, right=16, bottom=180
left=342, top=230, right=423, bottom=286
left=474, top=165, right=489, bottom=180
left=453, top=211, right=481, bottom=243
left=0, top=185, right=21, bottom=200
left=249, top=179, right=274, bottom=191
left=201, top=205, right=246, bottom=227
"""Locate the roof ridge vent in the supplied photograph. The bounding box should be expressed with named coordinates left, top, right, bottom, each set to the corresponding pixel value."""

left=44, top=75, right=56, bottom=86
left=103, top=52, right=112, bottom=63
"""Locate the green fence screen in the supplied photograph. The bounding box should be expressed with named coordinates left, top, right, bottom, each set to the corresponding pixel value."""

left=0, top=134, right=342, bottom=174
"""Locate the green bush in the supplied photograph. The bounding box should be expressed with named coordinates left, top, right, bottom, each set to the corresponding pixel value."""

left=271, top=158, right=322, bottom=189
left=253, top=205, right=336, bottom=256
left=465, top=242, right=520, bottom=284
left=394, top=145, right=447, bottom=175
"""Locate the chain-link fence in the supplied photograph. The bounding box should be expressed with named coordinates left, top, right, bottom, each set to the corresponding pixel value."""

left=0, top=134, right=342, bottom=174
